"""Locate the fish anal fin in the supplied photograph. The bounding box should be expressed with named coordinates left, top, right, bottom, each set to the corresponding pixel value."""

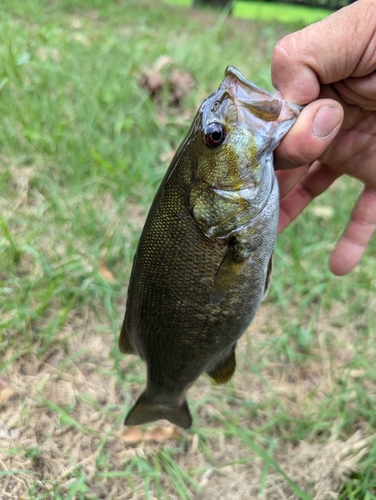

left=207, top=344, right=237, bottom=384
left=210, top=245, right=245, bottom=306
left=262, top=253, right=273, bottom=301
left=125, top=391, right=192, bottom=429
left=119, top=323, right=138, bottom=355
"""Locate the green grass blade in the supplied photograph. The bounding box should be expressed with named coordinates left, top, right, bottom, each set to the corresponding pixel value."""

left=227, top=423, right=312, bottom=500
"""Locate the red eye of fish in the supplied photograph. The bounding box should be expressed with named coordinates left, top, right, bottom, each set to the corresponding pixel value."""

left=204, top=123, right=226, bottom=148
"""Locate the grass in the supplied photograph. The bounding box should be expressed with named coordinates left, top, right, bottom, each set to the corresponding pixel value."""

left=1, top=0, right=376, bottom=498
left=233, top=1, right=331, bottom=23
left=165, top=0, right=332, bottom=23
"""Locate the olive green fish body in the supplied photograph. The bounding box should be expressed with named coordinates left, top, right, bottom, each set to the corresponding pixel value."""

left=120, top=67, right=300, bottom=428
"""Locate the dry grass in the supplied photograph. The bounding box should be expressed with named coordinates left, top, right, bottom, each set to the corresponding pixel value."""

left=1, top=300, right=374, bottom=499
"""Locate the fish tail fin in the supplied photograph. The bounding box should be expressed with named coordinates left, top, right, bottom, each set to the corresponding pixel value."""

left=125, top=391, right=192, bottom=429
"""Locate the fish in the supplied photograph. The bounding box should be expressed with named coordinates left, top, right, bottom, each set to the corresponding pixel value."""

left=120, top=66, right=300, bottom=429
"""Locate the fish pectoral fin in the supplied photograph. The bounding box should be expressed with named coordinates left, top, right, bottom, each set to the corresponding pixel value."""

left=210, top=245, right=246, bottom=306
left=207, top=344, right=237, bottom=384
left=125, top=391, right=192, bottom=429
left=119, top=323, right=138, bottom=355
left=262, top=253, right=273, bottom=301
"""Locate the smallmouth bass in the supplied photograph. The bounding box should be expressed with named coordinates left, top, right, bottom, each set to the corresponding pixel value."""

left=120, top=66, right=300, bottom=429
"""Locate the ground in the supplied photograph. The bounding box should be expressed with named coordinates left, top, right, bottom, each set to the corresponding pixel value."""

left=1, top=1, right=376, bottom=498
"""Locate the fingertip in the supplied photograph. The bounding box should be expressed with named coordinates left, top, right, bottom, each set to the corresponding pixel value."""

left=328, top=256, right=349, bottom=276
left=274, top=100, right=343, bottom=170
left=328, top=240, right=362, bottom=276
left=272, top=36, right=320, bottom=104
left=329, top=188, right=376, bottom=276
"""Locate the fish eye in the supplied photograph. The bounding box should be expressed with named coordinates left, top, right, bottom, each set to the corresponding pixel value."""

left=204, top=123, right=226, bottom=149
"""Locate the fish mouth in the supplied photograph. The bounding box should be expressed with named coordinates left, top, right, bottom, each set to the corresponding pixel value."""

left=224, top=66, right=274, bottom=101
left=222, top=66, right=300, bottom=123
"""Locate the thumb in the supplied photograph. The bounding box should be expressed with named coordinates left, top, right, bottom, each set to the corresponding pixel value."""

left=274, top=99, right=343, bottom=171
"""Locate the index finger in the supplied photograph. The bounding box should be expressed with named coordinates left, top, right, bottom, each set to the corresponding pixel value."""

left=271, top=0, right=376, bottom=104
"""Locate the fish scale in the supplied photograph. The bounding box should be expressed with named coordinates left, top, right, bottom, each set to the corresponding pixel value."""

left=120, top=66, right=300, bottom=428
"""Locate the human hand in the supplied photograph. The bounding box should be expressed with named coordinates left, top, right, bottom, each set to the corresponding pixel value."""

left=271, top=0, right=376, bottom=275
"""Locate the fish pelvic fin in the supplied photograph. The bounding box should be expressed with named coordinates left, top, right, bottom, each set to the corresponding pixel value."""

left=206, top=344, right=237, bottom=384
left=125, top=391, right=192, bottom=429
left=119, top=322, right=138, bottom=355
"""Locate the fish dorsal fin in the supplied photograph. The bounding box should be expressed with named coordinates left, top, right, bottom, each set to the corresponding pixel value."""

left=119, top=323, right=138, bottom=355
left=206, top=344, right=237, bottom=384
left=210, top=245, right=245, bottom=306
left=262, top=253, right=273, bottom=301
